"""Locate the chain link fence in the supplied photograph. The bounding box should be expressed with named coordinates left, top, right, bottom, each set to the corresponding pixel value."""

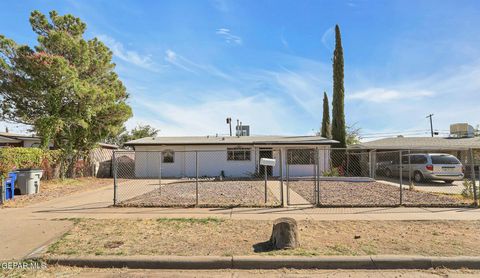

left=114, top=150, right=283, bottom=207
left=113, top=147, right=478, bottom=208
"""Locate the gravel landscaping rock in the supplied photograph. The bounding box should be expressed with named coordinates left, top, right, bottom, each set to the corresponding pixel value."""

left=288, top=181, right=471, bottom=206
left=120, top=180, right=280, bottom=207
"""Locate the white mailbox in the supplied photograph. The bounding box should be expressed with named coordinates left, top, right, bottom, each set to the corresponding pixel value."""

left=260, top=158, right=276, bottom=167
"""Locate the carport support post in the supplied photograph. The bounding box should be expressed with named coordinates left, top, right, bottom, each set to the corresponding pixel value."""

left=399, top=150, right=403, bottom=205
left=113, top=151, right=117, bottom=206
left=264, top=165, right=268, bottom=203
left=469, top=148, right=477, bottom=206
left=195, top=151, right=199, bottom=206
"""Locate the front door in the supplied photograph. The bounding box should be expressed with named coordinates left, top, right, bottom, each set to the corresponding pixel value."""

left=259, top=149, right=273, bottom=176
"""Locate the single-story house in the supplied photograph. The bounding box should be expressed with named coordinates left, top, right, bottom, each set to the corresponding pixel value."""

left=0, top=132, right=42, bottom=148
left=124, top=135, right=337, bottom=178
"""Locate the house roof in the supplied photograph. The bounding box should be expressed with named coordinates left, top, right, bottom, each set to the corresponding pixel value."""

left=352, top=136, right=480, bottom=150
left=0, top=132, right=40, bottom=144
left=97, top=142, right=119, bottom=149
left=125, top=135, right=338, bottom=146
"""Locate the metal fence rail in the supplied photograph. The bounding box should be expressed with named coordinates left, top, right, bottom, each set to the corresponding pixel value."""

left=113, top=147, right=478, bottom=208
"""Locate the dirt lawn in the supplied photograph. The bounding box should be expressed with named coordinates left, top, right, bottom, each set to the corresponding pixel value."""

left=48, top=218, right=480, bottom=257
left=288, top=181, right=470, bottom=206
left=119, top=180, right=279, bottom=207
left=1, top=178, right=112, bottom=208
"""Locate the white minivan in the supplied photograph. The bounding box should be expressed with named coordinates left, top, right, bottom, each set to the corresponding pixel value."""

left=384, top=153, right=464, bottom=183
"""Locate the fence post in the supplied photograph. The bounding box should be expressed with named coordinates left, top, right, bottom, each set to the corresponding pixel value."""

left=408, top=150, right=412, bottom=186
left=469, top=148, right=477, bottom=207
left=313, top=149, right=317, bottom=205
left=316, top=147, right=321, bottom=206
left=195, top=151, right=199, bottom=206
left=346, top=149, right=349, bottom=177
left=286, top=156, right=290, bottom=206
left=279, top=149, right=284, bottom=207
left=399, top=150, right=403, bottom=206
left=1, top=176, right=4, bottom=205
left=264, top=165, right=268, bottom=204
left=159, top=152, right=162, bottom=196
left=113, top=151, right=117, bottom=206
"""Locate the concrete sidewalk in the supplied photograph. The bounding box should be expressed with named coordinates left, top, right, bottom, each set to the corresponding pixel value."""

left=2, top=183, right=480, bottom=261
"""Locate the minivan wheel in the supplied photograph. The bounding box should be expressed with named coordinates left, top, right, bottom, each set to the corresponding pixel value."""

left=444, top=180, right=454, bottom=184
left=413, top=171, right=424, bottom=183
left=385, top=168, right=392, bottom=178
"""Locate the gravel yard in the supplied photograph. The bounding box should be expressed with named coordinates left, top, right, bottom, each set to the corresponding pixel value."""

left=288, top=180, right=470, bottom=206
left=48, top=218, right=480, bottom=257
left=119, top=180, right=280, bottom=207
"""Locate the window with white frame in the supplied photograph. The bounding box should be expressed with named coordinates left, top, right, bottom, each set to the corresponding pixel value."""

left=162, top=149, right=174, bottom=163
left=287, top=149, right=315, bottom=165
left=227, top=148, right=251, bottom=161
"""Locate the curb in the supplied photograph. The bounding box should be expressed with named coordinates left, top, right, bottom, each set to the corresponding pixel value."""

left=38, top=255, right=480, bottom=270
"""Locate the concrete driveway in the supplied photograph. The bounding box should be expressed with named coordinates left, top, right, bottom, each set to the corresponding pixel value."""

left=377, top=178, right=479, bottom=195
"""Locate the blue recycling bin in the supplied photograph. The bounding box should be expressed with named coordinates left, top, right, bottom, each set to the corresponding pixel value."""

left=4, top=172, right=17, bottom=200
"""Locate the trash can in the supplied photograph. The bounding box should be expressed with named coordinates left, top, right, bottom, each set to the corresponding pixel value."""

left=5, top=172, right=17, bottom=200
left=16, top=169, right=43, bottom=195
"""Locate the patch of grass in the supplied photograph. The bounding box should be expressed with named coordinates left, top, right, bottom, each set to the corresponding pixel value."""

left=267, top=249, right=321, bottom=256
left=359, top=243, right=377, bottom=255
left=324, top=244, right=358, bottom=256
left=156, top=217, right=224, bottom=224
left=47, top=231, right=71, bottom=254
left=54, top=217, right=84, bottom=225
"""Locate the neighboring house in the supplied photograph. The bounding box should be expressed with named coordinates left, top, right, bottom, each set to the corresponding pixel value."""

left=351, top=136, right=480, bottom=178
left=0, top=131, right=118, bottom=178
left=352, top=136, right=480, bottom=164
left=352, top=123, right=480, bottom=167
left=0, top=132, right=42, bottom=148
left=124, top=135, right=337, bottom=178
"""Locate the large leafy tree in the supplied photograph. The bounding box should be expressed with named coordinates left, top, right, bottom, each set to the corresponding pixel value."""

left=320, top=92, right=331, bottom=139
left=331, top=24, right=346, bottom=148
left=106, top=124, right=159, bottom=148
left=0, top=11, right=132, bottom=177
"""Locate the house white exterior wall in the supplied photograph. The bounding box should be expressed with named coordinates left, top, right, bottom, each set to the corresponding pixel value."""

left=132, top=145, right=330, bottom=178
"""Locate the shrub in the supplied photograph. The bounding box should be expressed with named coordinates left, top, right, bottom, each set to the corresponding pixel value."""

left=0, top=147, right=62, bottom=178
left=323, top=167, right=340, bottom=177
left=461, top=179, right=475, bottom=198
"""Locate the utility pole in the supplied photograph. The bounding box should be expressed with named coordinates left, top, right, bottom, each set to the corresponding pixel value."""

left=226, top=117, right=232, bottom=136
left=426, top=114, right=434, bottom=137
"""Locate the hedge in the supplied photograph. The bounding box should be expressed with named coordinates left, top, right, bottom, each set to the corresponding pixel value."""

left=0, top=147, right=62, bottom=178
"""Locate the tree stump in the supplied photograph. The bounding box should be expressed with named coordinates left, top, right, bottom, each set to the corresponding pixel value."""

left=269, top=217, right=299, bottom=249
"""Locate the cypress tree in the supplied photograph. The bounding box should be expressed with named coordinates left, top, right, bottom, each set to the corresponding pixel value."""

left=331, top=24, right=346, bottom=148
left=321, top=92, right=331, bottom=139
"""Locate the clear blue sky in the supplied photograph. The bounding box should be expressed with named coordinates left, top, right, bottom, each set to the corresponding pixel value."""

left=1, top=0, right=479, bottom=140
